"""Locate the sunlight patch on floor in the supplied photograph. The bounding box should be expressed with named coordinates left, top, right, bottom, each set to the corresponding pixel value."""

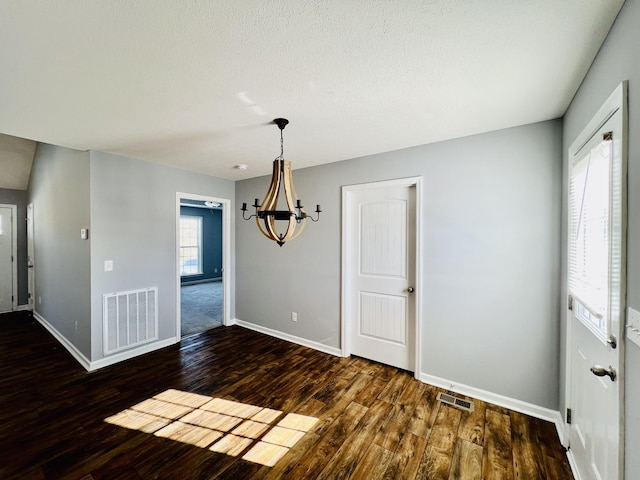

left=104, top=389, right=318, bottom=467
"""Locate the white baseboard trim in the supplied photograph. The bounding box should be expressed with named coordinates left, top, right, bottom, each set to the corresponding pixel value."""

left=181, top=277, right=222, bottom=286
left=33, top=311, right=91, bottom=370
left=420, top=372, right=565, bottom=443
left=232, top=318, right=342, bottom=357
left=560, top=422, right=570, bottom=448
left=89, top=337, right=178, bottom=372
left=34, top=311, right=179, bottom=372
left=229, top=319, right=567, bottom=443
left=14, top=304, right=32, bottom=312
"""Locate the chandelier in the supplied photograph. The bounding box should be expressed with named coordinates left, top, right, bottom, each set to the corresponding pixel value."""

left=241, top=118, right=321, bottom=246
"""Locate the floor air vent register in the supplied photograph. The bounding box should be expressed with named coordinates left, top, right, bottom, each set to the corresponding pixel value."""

left=436, top=392, right=474, bottom=412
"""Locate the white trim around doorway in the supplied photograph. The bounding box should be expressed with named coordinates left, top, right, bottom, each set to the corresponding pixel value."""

left=175, top=192, right=232, bottom=339
left=0, top=204, right=18, bottom=312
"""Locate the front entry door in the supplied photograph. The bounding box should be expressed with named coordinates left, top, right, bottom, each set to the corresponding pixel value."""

left=0, top=206, right=14, bottom=313
left=344, top=179, right=418, bottom=371
left=567, top=84, right=626, bottom=480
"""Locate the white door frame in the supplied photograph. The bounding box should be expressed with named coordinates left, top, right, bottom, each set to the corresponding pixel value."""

left=0, top=204, right=18, bottom=312
left=564, top=82, right=627, bottom=474
left=27, top=203, right=35, bottom=311
left=175, top=192, right=232, bottom=338
left=341, top=176, right=423, bottom=377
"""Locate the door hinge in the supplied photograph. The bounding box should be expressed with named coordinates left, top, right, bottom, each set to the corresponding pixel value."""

left=566, top=408, right=572, bottom=424
left=568, top=295, right=573, bottom=311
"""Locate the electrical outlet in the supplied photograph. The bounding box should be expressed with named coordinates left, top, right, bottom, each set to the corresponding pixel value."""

left=38, top=296, right=41, bottom=305
left=75, top=321, right=78, bottom=332
left=104, top=260, right=113, bottom=272
left=291, top=312, right=298, bottom=322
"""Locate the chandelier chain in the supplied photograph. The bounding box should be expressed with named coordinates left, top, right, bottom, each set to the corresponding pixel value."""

left=277, top=128, right=284, bottom=160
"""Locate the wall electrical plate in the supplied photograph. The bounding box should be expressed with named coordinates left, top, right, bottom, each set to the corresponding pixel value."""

left=627, top=308, right=640, bottom=348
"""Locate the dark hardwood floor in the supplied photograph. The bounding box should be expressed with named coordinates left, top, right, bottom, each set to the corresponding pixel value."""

left=0, top=311, right=572, bottom=479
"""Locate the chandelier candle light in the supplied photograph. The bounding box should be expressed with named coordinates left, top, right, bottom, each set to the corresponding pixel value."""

left=241, top=118, right=321, bottom=246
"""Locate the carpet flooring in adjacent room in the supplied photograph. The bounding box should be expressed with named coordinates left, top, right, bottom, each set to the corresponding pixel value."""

left=181, top=280, right=223, bottom=337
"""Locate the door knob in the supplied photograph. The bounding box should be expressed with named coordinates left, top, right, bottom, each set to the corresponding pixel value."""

left=590, top=365, right=617, bottom=382
left=407, top=287, right=415, bottom=293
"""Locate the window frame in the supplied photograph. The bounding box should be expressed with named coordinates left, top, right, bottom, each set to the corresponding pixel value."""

left=179, top=215, right=203, bottom=277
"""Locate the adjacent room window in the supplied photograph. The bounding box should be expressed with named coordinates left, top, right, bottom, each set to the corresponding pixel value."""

left=180, top=216, right=203, bottom=276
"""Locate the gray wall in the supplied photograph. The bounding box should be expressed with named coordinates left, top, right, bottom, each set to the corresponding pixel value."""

left=0, top=188, right=28, bottom=305
left=89, top=151, right=234, bottom=362
left=561, top=0, right=640, bottom=476
left=28, top=143, right=91, bottom=357
left=236, top=119, right=562, bottom=409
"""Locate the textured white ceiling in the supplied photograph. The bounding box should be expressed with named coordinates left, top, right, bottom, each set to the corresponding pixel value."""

left=0, top=1, right=624, bottom=182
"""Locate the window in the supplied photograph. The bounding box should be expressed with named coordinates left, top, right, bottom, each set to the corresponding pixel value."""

left=180, top=216, right=203, bottom=276
left=568, top=136, right=614, bottom=338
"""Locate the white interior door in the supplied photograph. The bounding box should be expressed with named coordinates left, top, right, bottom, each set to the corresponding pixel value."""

left=27, top=203, right=35, bottom=309
left=0, top=206, right=14, bottom=313
left=566, top=84, right=626, bottom=480
left=344, top=180, right=418, bottom=371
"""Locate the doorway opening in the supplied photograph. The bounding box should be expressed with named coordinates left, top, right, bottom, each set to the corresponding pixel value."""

left=176, top=193, right=231, bottom=338
left=0, top=204, right=18, bottom=313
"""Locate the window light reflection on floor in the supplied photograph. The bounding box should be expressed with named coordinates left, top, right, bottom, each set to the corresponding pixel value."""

left=104, top=389, right=318, bottom=467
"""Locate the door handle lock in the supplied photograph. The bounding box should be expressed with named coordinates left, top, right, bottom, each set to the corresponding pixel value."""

left=407, top=287, right=415, bottom=293
left=590, top=365, right=617, bottom=382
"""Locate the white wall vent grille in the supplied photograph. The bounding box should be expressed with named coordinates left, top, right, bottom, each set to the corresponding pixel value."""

left=436, top=392, right=474, bottom=412
left=103, top=287, right=158, bottom=355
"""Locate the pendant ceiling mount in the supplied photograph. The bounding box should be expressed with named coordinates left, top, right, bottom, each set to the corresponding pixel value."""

left=240, top=118, right=321, bottom=247
left=273, top=117, right=289, bottom=130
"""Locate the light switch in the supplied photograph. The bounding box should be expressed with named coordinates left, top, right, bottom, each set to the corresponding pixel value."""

left=80, top=228, right=88, bottom=240
left=627, top=307, right=640, bottom=348
left=104, top=260, right=113, bottom=272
